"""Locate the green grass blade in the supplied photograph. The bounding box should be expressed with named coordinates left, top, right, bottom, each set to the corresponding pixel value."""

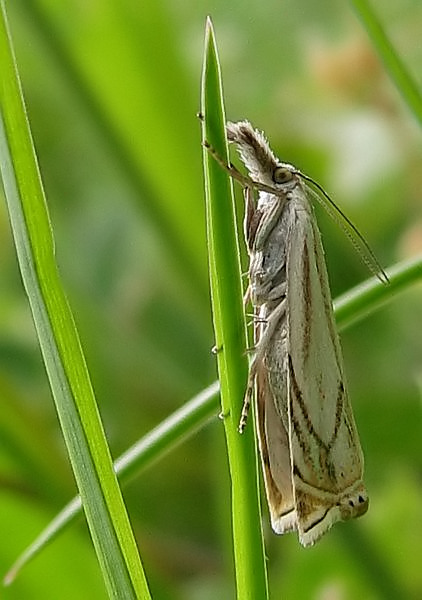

left=335, top=254, right=422, bottom=329
left=351, top=0, right=422, bottom=124
left=200, top=17, right=269, bottom=600
left=0, top=3, right=150, bottom=598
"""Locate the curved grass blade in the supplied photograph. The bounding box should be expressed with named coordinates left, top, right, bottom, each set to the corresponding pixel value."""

left=0, top=3, right=150, bottom=598
left=334, top=254, right=422, bottom=329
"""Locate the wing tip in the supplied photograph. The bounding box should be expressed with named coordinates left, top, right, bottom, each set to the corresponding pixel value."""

left=296, top=483, right=369, bottom=547
left=270, top=508, right=297, bottom=535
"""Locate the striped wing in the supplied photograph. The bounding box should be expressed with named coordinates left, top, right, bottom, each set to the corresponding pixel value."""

left=286, top=200, right=368, bottom=546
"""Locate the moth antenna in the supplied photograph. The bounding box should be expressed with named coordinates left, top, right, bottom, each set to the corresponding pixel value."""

left=298, top=173, right=389, bottom=284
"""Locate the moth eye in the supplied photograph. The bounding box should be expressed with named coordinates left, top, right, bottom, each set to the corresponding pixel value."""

left=273, top=166, right=293, bottom=184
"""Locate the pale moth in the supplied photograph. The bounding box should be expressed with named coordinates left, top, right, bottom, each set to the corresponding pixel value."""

left=208, top=120, right=386, bottom=547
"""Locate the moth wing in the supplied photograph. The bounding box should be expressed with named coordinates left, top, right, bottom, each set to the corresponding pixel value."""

left=286, top=200, right=368, bottom=546
left=255, top=354, right=297, bottom=534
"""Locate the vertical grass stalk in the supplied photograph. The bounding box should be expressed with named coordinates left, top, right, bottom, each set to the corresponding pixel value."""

left=200, top=17, right=269, bottom=600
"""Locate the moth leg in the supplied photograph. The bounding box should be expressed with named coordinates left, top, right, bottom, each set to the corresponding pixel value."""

left=267, top=281, right=286, bottom=303
left=243, top=284, right=251, bottom=307
left=239, top=386, right=254, bottom=433
left=244, top=186, right=258, bottom=252
left=202, top=139, right=282, bottom=196
left=254, top=298, right=286, bottom=363
left=202, top=140, right=254, bottom=188
left=245, top=314, right=267, bottom=326
left=218, top=409, right=230, bottom=419
left=239, top=298, right=286, bottom=432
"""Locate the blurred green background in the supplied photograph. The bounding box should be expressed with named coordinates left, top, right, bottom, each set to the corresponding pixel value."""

left=0, top=0, right=421, bottom=598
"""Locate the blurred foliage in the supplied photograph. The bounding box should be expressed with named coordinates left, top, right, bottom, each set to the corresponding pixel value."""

left=0, top=0, right=421, bottom=598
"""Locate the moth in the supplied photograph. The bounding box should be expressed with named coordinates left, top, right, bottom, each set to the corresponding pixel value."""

left=209, top=120, right=387, bottom=547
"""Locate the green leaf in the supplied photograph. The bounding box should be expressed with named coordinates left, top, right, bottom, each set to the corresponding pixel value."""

left=0, top=3, right=150, bottom=598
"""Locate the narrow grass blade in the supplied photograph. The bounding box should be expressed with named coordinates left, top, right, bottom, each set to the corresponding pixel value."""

left=351, top=0, right=422, bottom=125
left=335, top=254, right=422, bottom=329
left=200, top=17, right=269, bottom=600
left=0, top=3, right=150, bottom=598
